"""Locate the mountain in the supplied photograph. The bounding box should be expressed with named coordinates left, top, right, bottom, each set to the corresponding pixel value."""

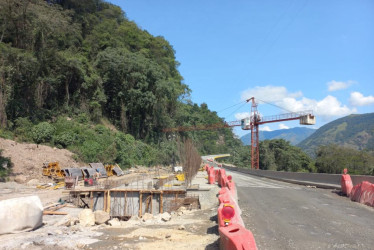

left=240, top=127, right=316, bottom=146
left=298, top=113, right=374, bottom=156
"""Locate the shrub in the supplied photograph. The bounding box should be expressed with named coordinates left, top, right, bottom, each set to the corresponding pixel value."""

left=31, top=122, right=55, bottom=145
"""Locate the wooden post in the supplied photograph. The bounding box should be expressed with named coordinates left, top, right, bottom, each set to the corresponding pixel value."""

left=160, top=192, right=163, bottom=213
left=150, top=193, right=153, bottom=214
left=107, top=190, right=111, bottom=214
left=103, top=191, right=107, bottom=211
left=139, top=192, right=143, bottom=217
left=124, top=191, right=127, bottom=217
left=90, top=191, right=93, bottom=210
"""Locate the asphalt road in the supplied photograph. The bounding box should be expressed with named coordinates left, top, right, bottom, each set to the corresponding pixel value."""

left=226, top=169, right=374, bottom=250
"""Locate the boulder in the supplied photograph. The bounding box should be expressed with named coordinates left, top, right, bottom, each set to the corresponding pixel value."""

left=14, top=175, right=27, bottom=184
left=94, top=210, right=110, bottom=225
left=108, top=218, right=121, bottom=227
left=78, top=209, right=95, bottom=227
left=0, top=196, right=43, bottom=234
left=161, top=212, right=171, bottom=222
left=142, top=213, right=153, bottom=222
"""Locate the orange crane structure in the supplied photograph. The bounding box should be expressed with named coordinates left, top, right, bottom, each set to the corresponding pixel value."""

left=163, top=97, right=316, bottom=169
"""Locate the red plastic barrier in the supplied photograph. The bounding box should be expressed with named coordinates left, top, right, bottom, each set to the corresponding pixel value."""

left=219, top=224, right=258, bottom=250
left=208, top=168, right=215, bottom=184
left=215, top=169, right=219, bottom=183
left=350, top=181, right=374, bottom=207
left=341, top=174, right=353, bottom=196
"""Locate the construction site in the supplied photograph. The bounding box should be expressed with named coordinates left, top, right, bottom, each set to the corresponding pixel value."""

left=0, top=137, right=221, bottom=249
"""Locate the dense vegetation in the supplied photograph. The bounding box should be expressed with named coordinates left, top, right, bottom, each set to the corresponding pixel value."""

left=0, top=150, right=12, bottom=181
left=315, top=144, right=374, bottom=175
left=259, top=139, right=315, bottom=172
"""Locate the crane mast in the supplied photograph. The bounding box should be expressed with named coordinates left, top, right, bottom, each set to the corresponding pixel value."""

left=163, top=97, right=316, bottom=170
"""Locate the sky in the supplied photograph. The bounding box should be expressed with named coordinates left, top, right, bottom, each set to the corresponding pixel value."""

left=109, top=0, right=374, bottom=136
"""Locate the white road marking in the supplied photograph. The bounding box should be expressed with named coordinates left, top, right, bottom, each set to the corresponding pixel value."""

left=228, top=171, right=301, bottom=189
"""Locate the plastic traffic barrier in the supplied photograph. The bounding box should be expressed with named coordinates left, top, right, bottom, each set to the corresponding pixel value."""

left=208, top=168, right=216, bottom=184
left=341, top=173, right=353, bottom=196
left=217, top=202, right=244, bottom=227
left=350, top=181, right=374, bottom=207
left=219, top=224, right=258, bottom=250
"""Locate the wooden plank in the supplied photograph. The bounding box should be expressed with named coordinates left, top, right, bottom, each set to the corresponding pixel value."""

left=107, top=190, right=111, bottom=214
left=43, top=211, right=68, bottom=215
left=160, top=193, right=163, bottom=213
left=124, top=191, right=127, bottom=216
left=139, top=192, right=143, bottom=217
left=90, top=191, right=93, bottom=209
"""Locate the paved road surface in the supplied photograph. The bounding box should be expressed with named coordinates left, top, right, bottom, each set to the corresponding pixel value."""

left=226, top=169, right=374, bottom=250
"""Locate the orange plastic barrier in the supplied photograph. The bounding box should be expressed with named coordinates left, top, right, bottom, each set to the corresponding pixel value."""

left=341, top=174, right=353, bottom=196
left=208, top=168, right=215, bottom=184
left=219, top=224, right=258, bottom=250
left=215, top=169, right=219, bottom=183
left=350, top=181, right=374, bottom=207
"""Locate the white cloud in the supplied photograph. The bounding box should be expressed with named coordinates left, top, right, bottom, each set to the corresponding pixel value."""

left=241, top=86, right=302, bottom=102
left=235, top=112, right=250, bottom=120
left=278, top=123, right=289, bottom=129
left=260, top=126, right=272, bottom=131
left=350, top=92, right=374, bottom=106
left=240, top=86, right=356, bottom=120
left=327, top=80, right=355, bottom=91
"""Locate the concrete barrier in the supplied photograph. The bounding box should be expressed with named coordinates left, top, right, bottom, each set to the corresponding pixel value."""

left=223, top=164, right=374, bottom=188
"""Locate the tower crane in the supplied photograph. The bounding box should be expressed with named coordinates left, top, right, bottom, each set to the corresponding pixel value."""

left=163, top=97, right=316, bottom=169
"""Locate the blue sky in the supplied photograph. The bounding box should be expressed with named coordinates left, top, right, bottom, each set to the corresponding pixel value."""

left=109, top=0, right=374, bottom=136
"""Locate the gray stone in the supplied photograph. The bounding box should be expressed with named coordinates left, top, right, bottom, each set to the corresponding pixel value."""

left=78, top=209, right=95, bottom=227
left=108, top=218, right=121, bottom=227
left=94, top=210, right=110, bottom=225
left=14, top=175, right=27, bottom=184
left=161, top=212, right=171, bottom=222
left=178, top=225, right=185, bottom=230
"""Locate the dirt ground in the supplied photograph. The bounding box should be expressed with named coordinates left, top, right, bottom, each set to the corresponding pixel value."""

left=0, top=138, right=220, bottom=249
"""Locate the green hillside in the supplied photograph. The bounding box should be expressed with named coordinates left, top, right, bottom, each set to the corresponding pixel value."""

left=298, top=113, right=374, bottom=156
left=0, top=0, right=249, bottom=169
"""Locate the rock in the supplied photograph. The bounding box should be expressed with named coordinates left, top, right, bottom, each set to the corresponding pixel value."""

left=178, top=225, right=185, bottom=230
left=0, top=196, right=43, bottom=234
left=161, top=212, right=171, bottom=222
left=108, top=218, right=121, bottom=227
left=142, top=213, right=153, bottom=222
left=165, top=234, right=171, bottom=239
left=78, top=209, right=95, bottom=227
left=94, top=210, right=110, bottom=225
left=26, top=179, right=39, bottom=186
left=14, top=175, right=27, bottom=184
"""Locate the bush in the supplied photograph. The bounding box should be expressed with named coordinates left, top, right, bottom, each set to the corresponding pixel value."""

left=54, top=132, right=76, bottom=148
left=31, top=122, right=55, bottom=145
left=0, top=150, right=13, bottom=181
left=14, top=117, right=33, bottom=141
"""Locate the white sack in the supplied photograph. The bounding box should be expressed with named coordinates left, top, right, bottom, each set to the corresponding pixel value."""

left=0, top=195, right=43, bottom=234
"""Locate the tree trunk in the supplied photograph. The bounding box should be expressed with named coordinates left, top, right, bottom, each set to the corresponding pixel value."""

left=120, top=99, right=127, bottom=132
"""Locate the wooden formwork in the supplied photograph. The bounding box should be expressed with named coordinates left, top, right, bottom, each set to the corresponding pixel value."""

left=69, top=189, right=187, bottom=217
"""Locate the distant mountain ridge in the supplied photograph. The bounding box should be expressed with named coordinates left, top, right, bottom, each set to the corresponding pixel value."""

left=298, top=113, right=374, bottom=156
left=240, top=127, right=316, bottom=145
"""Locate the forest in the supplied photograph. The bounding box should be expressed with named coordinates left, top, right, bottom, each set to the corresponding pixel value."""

left=0, top=0, right=372, bottom=176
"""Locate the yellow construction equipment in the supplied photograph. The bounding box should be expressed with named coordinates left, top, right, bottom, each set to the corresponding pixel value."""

left=105, top=165, right=115, bottom=177
left=176, top=173, right=185, bottom=181
left=43, top=162, right=65, bottom=178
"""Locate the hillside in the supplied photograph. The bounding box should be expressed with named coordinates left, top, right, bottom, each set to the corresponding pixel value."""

left=241, top=127, right=316, bottom=145
left=298, top=113, right=374, bottom=156
left=0, top=0, right=250, bottom=171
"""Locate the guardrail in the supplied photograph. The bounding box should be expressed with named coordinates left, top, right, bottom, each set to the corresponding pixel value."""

left=222, top=164, right=374, bottom=188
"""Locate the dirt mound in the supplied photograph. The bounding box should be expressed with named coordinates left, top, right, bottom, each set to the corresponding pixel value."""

left=0, top=138, right=82, bottom=183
